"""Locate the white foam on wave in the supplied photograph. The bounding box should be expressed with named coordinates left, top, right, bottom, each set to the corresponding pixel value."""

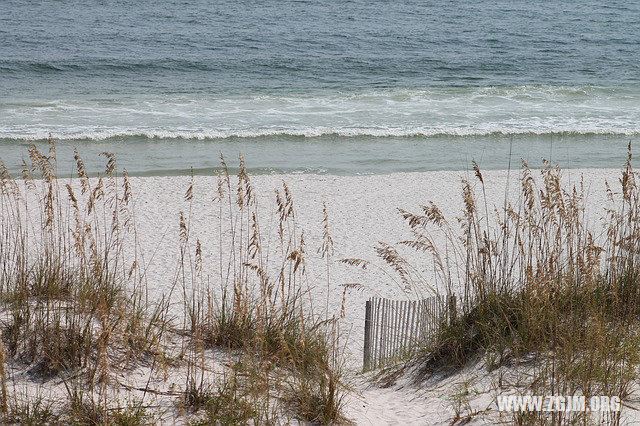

left=1, top=125, right=639, bottom=142
left=2, top=85, right=639, bottom=141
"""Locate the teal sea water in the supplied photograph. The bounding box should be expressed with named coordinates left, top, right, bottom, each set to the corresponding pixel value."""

left=1, top=0, right=639, bottom=175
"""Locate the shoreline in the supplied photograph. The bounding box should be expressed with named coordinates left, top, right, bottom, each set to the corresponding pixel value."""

left=2, top=133, right=638, bottom=179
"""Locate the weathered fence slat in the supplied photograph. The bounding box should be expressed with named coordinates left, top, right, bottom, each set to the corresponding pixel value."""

left=363, top=300, right=372, bottom=370
left=393, top=300, right=400, bottom=355
left=380, top=298, right=385, bottom=367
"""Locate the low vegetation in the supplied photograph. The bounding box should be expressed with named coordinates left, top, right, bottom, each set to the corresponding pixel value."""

left=374, top=147, right=640, bottom=424
left=0, top=140, right=346, bottom=424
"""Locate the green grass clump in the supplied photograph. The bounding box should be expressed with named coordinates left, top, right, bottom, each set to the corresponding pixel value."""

left=189, top=373, right=260, bottom=425
left=2, top=395, right=59, bottom=425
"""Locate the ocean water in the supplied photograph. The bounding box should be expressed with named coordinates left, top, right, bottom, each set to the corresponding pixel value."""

left=1, top=0, right=639, bottom=176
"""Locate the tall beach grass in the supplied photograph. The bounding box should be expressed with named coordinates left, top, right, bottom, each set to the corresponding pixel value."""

left=0, top=141, right=347, bottom=424
left=371, top=147, right=640, bottom=424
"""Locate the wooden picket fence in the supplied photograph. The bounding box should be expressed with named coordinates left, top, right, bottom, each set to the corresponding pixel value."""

left=362, top=295, right=456, bottom=371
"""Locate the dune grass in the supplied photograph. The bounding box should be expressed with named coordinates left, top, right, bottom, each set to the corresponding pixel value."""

left=0, top=141, right=167, bottom=373
left=177, top=156, right=347, bottom=424
left=0, top=141, right=347, bottom=424
left=370, top=148, right=640, bottom=424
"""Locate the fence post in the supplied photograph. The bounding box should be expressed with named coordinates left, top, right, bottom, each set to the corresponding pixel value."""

left=409, top=300, right=417, bottom=346
left=379, top=299, right=386, bottom=367
left=363, top=299, right=372, bottom=371
left=448, top=295, right=457, bottom=325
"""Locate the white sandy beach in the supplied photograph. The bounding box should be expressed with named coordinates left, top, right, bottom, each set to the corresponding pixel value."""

left=7, top=166, right=639, bottom=425
left=125, top=168, right=620, bottom=357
